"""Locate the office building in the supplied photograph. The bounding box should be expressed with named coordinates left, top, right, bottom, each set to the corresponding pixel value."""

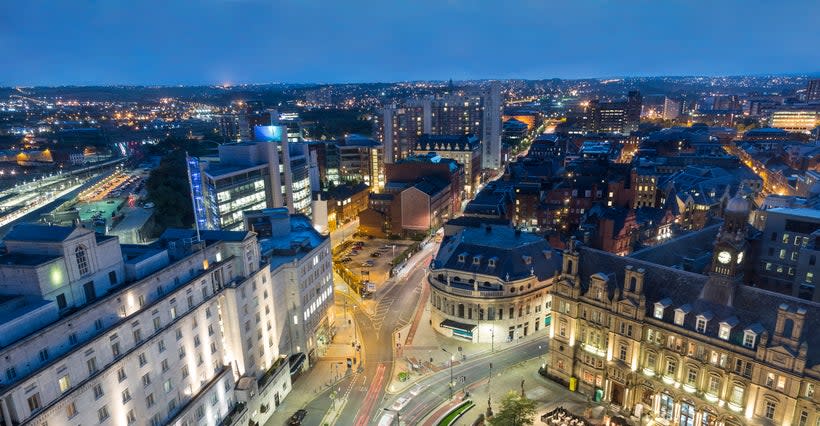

left=374, top=102, right=427, bottom=164
left=325, top=135, right=384, bottom=191
left=770, top=110, right=820, bottom=134
left=0, top=224, right=294, bottom=426
left=428, top=224, right=561, bottom=342
left=807, top=79, right=820, bottom=103
left=754, top=207, right=820, bottom=300
left=188, top=125, right=312, bottom=231
left=587, top=91, right=642, bottom=134
left=413, top=134, right=482, bottom=197
left=547, top=199, right=820, bottom=426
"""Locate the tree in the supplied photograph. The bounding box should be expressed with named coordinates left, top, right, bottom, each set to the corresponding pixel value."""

left=146, top=150, right=193, bottom=230
left=487, top=391, right=536, bottom=426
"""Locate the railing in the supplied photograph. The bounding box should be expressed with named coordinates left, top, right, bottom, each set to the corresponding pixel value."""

left=428, top=276, right=507, bottom=298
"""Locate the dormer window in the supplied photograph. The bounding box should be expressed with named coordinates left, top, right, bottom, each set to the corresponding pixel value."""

left=719, top=316, right=738, bottom=341
left=674, top=304, right=691, bottom=326
left=743, top=330, right=757, bottom=348
left=696, top=317, right=707, bottom=333
left=695, top=312, right=713, bottom=334
left=458, top=253, right=467, bottom=263
left=719, top=324, right=731, bottom=340
left=473, top=255, right=482, bottom=265
left=522, top=255, right=532, bottom=265
left=654, top=298, right=671, bottom=320
left=488, top=257, right=497, bottom=268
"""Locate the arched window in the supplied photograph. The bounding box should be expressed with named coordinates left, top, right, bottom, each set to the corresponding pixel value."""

left=76, top=245, right=89, bottom=276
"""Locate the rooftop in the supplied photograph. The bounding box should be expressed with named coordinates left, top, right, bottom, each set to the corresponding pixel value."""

left=259, top=215, right=327, bottom=271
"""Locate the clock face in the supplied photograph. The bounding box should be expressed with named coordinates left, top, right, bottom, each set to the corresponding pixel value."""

left=717, top=251, right=732, bottom=264
left=737, top=252, right=744, bottom=264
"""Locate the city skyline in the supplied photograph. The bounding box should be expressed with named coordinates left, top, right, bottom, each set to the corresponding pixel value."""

left=2, top=0, right=819, bottom=86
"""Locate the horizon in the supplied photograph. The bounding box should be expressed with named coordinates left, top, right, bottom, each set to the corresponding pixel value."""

left=2, top=0, right=819, bottom=86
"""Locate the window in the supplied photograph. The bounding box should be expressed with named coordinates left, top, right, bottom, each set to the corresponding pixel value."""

left=696, top=318, right=707, bottom=333
left=146, top=393, right=155, bottom=407
left=58, top=374, right=71, bottom=392
left=164, top=379, right=173, bottom=393
left=777, top=376, right=786, bottom=390
left=109, top=271, right=117, bottom=285
left=87, top=357, right=98, bottom=374
left=66, top=401, right=77, bottom=418
left=76, top=245, right=89, bottom=276
left=4, top=367, right=15, bottom=381
left=730, top=384, right=744, bottom=404
left=719, top=324, right=731, bottom=340
left=97, top=405, right=110, bottom=422
left=665, top=359, right=677, bottom=376
left=142, top=373, right=151, bottom=387
left=807, top=272, right=815, bottom=283
left=126, top=410, right=136, bottom=425
left=764, top=400, right=776, bottom=420
left=111, top=342, right=121, bottom=357
left=117, top=368, right=127, bottom=382
left=743, top=331, right=756, bottom=348
left=674, top=310, right=685, bottom=326
left=708, top=376, right=720, bottom=395
left=807, top=383, right=815, bottom=398
left=158, top=340, right=166, bottom=353
left=653, top=305, right=664, bottom=319
left=138, top=353, right=147, bottom=367
left=798, top=410, right=808, bottom=426
left=766, top=372, right=775, bottom=388
left=27, top=393, right=41, bottom=413
left=161, top=359, right=169, bottom=372
left=93, top=383, right=104, bottom=399
left=38, top=348, right=48, bottom=362
left=619, top=344, right=627, bottom=361
left=686, top=369, right=697, bottom=385
left=122, top=388, right=132, bottom=403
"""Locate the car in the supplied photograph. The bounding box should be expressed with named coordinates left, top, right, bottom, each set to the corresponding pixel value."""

left=391, top=395, right=412, bottom=411
left=288, top=409, right=307, bottom=425
left=409, top=383, right=427, bottom=396
left=340, top=257, right=352, bottom=263
left=370, top=252, right=381, bottom=258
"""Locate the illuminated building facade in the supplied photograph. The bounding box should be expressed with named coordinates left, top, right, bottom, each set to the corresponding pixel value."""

left=375, top=83, right=503, bottom=170
left=771, top=110, right=820, bottom=134
left=413, top=134, right=482, bottom=197
left=547, top=199, right=820, bottom=426
left=188, top=125, right=312, bottom=231
left=0, top=224, right=294, bottom=426
left=428, top=224, right=561, bottom=343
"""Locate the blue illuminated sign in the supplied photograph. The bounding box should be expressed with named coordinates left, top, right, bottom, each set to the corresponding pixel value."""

left=254, top=125, right=285, bottom=142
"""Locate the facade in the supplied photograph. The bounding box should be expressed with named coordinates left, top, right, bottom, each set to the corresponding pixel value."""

left=188, top=125, right=312, bottom=231
left=324, top=135, right=384, bottom=191
left=0, top=224, right=294, bottom=426
left=375, top=84, right=503, bottom=170
left=413, top=134, right=482, bottom=197
left=244, top=209, right=335, bottom=367
left=807, top=79, right=820, bottom=103
left=771, top=110, right=820, bottom=134
left=587, top=91, right=642, bottom=134
left=325, top=183, right=370, bottom=231
left=428, top=224, right=562, bottom=343
left=753, top=208, right=820, bottom=300
left=547, top=200, right=820, bottom=426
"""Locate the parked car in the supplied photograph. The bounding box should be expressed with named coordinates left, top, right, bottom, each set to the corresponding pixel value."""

left=289, top=409, right=307, bottom=425
left=340, top=257, right=352, bottom=263
left=370, top=252, right=381, bottom=258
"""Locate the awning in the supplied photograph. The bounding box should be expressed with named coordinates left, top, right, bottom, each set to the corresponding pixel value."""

left=440, top=319, right=476, bottom=332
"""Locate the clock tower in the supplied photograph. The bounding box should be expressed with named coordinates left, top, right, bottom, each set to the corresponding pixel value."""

left=710, top=195, right=750, bottom=278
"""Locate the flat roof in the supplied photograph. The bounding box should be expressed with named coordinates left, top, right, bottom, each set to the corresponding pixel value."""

left=767, top=207, right=820, bottom=221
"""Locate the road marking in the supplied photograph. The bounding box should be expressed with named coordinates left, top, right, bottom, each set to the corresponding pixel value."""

left=353, top=363, right=387, bottom=426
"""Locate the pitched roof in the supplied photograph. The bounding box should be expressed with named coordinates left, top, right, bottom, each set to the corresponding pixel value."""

left=3, top=224, right=86, bottom=242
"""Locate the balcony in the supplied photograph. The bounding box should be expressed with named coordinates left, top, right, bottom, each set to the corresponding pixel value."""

left=428, top=275, right=514, bottom=299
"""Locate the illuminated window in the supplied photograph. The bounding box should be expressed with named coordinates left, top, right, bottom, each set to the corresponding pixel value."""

left=76, top=245, right=89, bottom=276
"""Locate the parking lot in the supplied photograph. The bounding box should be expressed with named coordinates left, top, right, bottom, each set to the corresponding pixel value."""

left=335, top=238, right=413, bottom=293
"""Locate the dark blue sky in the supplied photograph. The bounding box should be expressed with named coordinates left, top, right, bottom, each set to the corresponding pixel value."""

left=1, top=0, right=818, bottom=86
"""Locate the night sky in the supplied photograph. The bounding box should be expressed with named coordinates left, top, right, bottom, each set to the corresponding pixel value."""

left=1, top=0, right=819, bottom=86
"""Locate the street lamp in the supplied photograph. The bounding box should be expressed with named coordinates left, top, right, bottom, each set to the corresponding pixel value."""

left=441, top=347, right=454, bottom=400
left=488, top=326, right=495, bottom=353
left=383, top=408, right=401, bottom=426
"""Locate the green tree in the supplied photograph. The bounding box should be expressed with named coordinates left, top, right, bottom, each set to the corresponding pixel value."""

left=487, top=391, right=536, bottom=426
left=146, top=150, right=193, bottom=230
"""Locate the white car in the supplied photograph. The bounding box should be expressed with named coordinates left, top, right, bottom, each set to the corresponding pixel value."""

left=409, top=383, right=426, bottom=397
left=391, top=395, right=411, bottom=411
left=377, top=412, right=395, bottom=426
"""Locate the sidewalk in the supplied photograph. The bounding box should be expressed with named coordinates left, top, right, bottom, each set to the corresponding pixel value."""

left=420, top=357, right=606, bottom=426
left=263, top=301, right=362, bottom=426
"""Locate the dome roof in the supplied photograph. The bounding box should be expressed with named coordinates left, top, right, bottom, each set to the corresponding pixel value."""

left=725, top=195, right=750, bottom=214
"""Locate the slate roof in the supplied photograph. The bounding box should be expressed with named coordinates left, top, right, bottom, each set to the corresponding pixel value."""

left=433, top=225, right=562, bottom=282
left=3, top=224, right=85, bottom=242
left=575, top=245, right=820, bottom=365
